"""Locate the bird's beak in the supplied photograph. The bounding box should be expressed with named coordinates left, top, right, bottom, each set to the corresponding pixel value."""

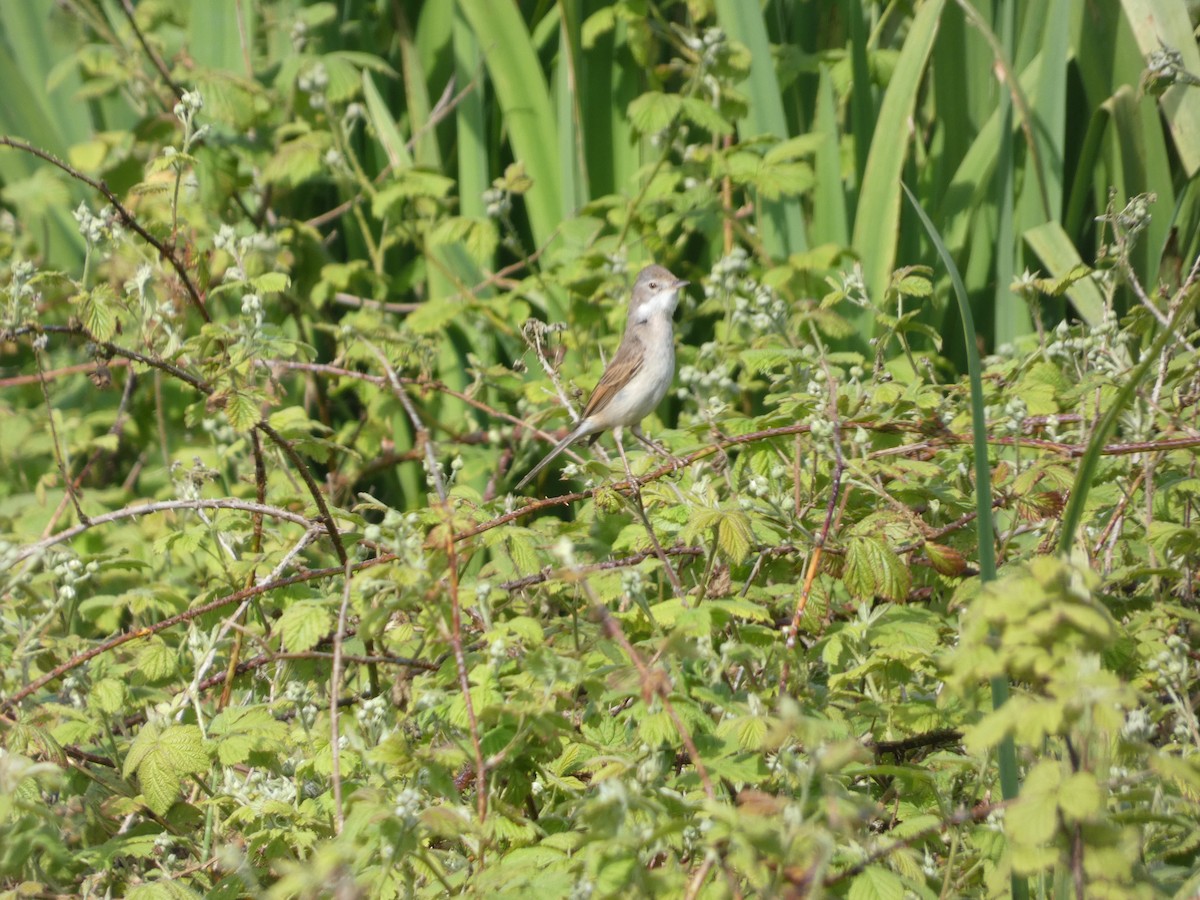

left=673, top=278, right=690, bottom=289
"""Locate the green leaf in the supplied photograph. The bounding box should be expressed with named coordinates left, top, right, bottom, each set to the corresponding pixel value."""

left=210, top=706, right=288, bottom=765
left=1057, top=771, right=1102, bottom=822
left=138, top=751, right=181, bottom=817
left=224, top=391, right=262, bottom=432
left=716, top=509, right=753, bottom=565
left=847, top=865, right=905, bottom=900
left=404, top=299, right=466, bottom=334
left=136, top=637, right=178, bottom=682
left=853, top=0, right=945, bottom=308
left=159, top=724, right=209, bottom=776
left=627, top=92, right=683, bottom=135
left=372, top=168, right=456, bottom=217
left=362, top=69, right=413, bottom=169
left=262, top=133, right=332, bottom=187
left=78, top=284, right=119, bottom=341
left=87, top=678, right=125, bottom=715
left=278, top=600, right=333, bottom=653
left=843, top=536, right=910, bottom=602
left=123, top=724, right=209, bottom=816
left=251, top=272, right=291, bottom=294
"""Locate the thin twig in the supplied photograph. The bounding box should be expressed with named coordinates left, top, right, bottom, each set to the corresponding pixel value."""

left=117, top=0, right=183, bottom=100
left=12, top=498, right=320, bottom=566
left=442, top=508, right=487, bottom=822
left=33, top=344, right=88, bottom=525
left=330, top=557, right=354, bottom=833
left=613, top=429, right=686, bottom=600
left=0, top=136, right=209, bottom=321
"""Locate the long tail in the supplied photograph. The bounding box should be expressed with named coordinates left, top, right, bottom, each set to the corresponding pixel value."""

left=515, top=425, right=586, bottom=491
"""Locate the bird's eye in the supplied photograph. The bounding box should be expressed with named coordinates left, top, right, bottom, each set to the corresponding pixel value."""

left=649, top=281, right=658, bottom=290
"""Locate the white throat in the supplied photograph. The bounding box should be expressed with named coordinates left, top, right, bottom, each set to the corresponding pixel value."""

left=634, top=288, right=679, bottom=323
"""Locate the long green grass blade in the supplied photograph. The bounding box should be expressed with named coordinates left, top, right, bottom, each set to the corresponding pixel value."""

left=0, top=0, right=92, bottom=264
left=362, top=71, right=413, bottom=171
left=1057, top=283, right=1200, bottom=552
left=577, top=8, right=638, bottom=201
left=1120, top=0, right=1200, bottom=177
left=810, top=66, right=848, bottom=248
left=992, top=0, right=1022, bottom=346
left=188, top=0, right=251, bottom=75
left=713, top=0, right=808, bottom=257
left=556, top=0, right=588, bottom=211
left=903, top=181, right=1026, bottom=900
left=853, top=0, right=945, bottom=318
left=453, top=4, right=488, bottom=221
left=458, top=0, right=563, bottom=248
left=395, top=4, right=441, bottom=169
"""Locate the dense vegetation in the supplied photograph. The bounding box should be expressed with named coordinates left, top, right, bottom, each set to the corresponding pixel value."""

left=2, top=0, right=1199, bottom=896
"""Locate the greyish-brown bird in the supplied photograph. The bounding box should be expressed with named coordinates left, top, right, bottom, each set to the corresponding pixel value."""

left=514, top=264, right=688, bottom=491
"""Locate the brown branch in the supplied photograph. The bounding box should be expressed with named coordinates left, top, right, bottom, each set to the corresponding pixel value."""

left=117, top=0, right=184, bottom=101
left=0, top=136, right=208, bottom=321
left=13, top=498, right=322, bottom=566
left=0, top=357, right=129, bottom=388
left=442, top=506, right=487, bottom=822
left=592, top=601, right=717, bottom=800
left=12, top=325, right=213, bottom=394
left=822, top=799, right=1011, bottom=888
left=866, top=729, right=963, bottom=757
left=256, top=420, right=348, bottom=566
left=330, top=558, right=353, bottom=833
left=0, top=555, right=392, bottom=713
left=787, top=380, right=845, bottom=651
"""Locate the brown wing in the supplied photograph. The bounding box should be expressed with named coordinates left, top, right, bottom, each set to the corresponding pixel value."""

left=582, top=331, right=644, bottom=420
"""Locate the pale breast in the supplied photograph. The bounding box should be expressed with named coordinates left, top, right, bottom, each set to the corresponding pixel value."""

left=603, top=323, right=675, bottom=426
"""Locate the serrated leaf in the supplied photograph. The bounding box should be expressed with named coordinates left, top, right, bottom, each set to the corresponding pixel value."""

left=372, top=169, right=456, bottom=217
left=88, top=678, right=125, bottom=715
left=894, top=274, right=932, bottom=297
left=680, top=96, right=733, bottom=135
left=1030, top=263, right=1093, bottom=297
left=717, top=510, right=753, bottom=564
left=720, top=715, right=768, bottom=750
left=124, top=724, right=208, bottom=816
left=740, top=347, right=807, bottom=373
left=754, top=159, right=814, bottom=200
left=1057, top=771, right=1102, bottom=822
left=136, top=637, right=178, bottom=682
left=924, top=542, right=967, bottom=576
left=262, top=132, right=332, bottom=187
left=404, top=299, right=465, bottom=334
left=225, top=391, right=262, bottom=432
left=138, top=752, right=180, bottom=816
left=708, top=598, right=773, bottom=623
left=78, top=284, right=119, bottom=341
left=498, top=615, right=544, bottom=647
left=159, top=725, right=209, bottom=776
left=278, top=600, right=333, bottom=652
left=638, top=710, right=676, bottom=747
left=844, top=536, right=910, bottom=602
left=210, top=706, right=288, bottom=764
left=627, top=91, right=683, bottom=134
left=251, top=272, right=290, bottom=294
left=846, top=864, right=905, bottom=900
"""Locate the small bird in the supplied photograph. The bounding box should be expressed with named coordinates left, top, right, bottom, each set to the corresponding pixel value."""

left=515, top=264, right=688, bottom=492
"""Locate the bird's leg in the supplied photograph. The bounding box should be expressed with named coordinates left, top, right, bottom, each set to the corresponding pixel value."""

left=613, top=427, right=685, bottom=600
left=631, top=425, right=685, bottom=471
left=613, top=427, right=637, bottom=488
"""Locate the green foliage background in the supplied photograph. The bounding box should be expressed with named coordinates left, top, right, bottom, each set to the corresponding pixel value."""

left=2, top=0, right=1200, bottom=896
